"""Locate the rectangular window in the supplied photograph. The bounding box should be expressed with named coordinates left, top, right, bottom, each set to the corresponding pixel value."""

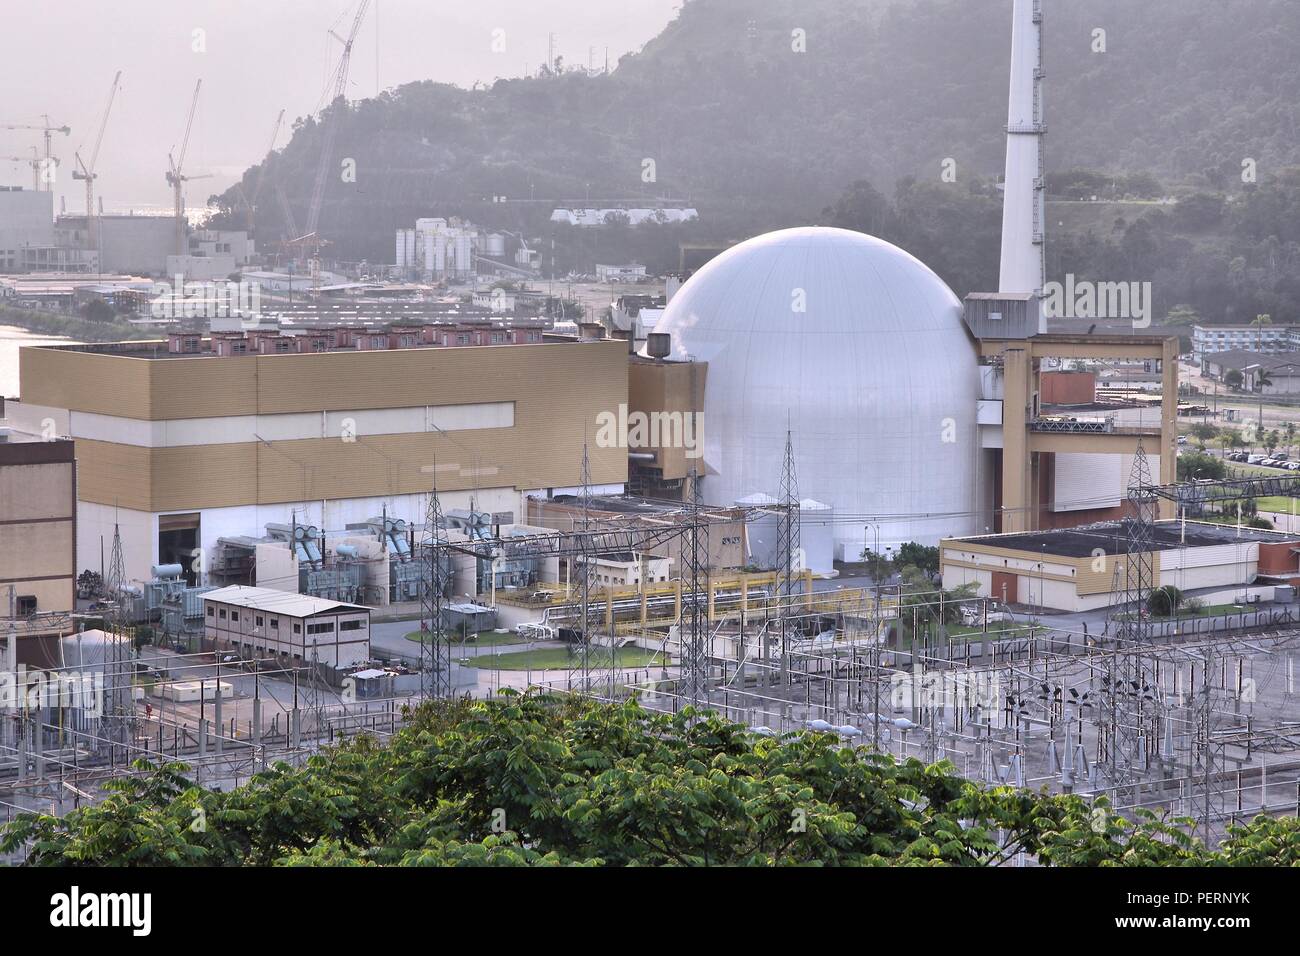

left=270, top=617, right=279, bottom=630
left=219, top=608, right=227, bottom=620
left=206, top=607, right=214, bottom=618
left=230, top=611, right=239, bottom=622
left=340, top=620, right=364, bottom=631
left=293, top=623, right=302, bottom=634
left=255, top=615, right=264, bottom=627
left=306, top=621, right=336, bottom=636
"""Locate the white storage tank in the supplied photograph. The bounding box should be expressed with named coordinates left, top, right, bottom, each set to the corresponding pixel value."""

left=799, top=499, right=835, bottom=575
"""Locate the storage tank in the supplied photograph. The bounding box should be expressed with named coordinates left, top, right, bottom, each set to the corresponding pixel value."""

left=799, top=499, right=835, bottom=575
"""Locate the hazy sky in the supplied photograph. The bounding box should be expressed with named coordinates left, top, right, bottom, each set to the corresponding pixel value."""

left=0, top=0, right=682, bottom=213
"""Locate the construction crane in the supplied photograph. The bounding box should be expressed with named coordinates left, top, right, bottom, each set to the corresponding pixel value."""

left=73, top=70, right=123, bottom=269
left=0, top=115, right=70, bottom=191
left=0, top=150, right=41, bottom=191
left=165, top=80, right=210, bottom=257
left=230, top=109, right=285, bottom=234
left=302, top=1, right=370, bottom=251
left=246, top=109, right=285, bottom=233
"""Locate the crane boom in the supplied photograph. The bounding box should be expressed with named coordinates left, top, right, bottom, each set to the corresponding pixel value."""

left=86, top=71, right=122, bottom=175
left=250, top=109, right=285, bottom=206
left=304, top=0, right=370, bottom=239
left=174, top=79, right=202, bottom=176
left=167, top=80, right=204, bottom=257
left=74, top=70, right=123, bottom=235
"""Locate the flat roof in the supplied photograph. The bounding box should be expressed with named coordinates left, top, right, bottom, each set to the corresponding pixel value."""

left=1201, top=349, right=1300, bottom=373
left=202, top=585, right=369, bottom=617
left=29, top=334, right=598, bottom=360
left=949, top=520, right=1291, bottom=558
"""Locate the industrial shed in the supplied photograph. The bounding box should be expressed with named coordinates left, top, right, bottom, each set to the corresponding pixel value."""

left=940, top=520, right=1300, bottom=613
left=202, top=585, right=371, bottom=671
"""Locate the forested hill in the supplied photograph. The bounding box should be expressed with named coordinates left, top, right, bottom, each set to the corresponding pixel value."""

left=211, top=0, right=1300, bottom=263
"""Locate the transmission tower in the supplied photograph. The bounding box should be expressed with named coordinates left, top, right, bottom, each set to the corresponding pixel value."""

left=100, top=522, right=133, bottom=760
left=678, top=464, right=711, bottom=709
left=418, top=473, right=451, bottom=698
left=574, top=439, right=613, bottom=697
left=774, top=429, right=801, bottom=691
left=1107, top=441, right=1159, bottom=795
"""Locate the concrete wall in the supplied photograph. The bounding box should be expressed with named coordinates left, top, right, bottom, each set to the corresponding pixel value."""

left=0, top=451, right=75, bottom=613
left=97, top=216, right=174, bottom=275
left=0, top=189, right=54, bottom=271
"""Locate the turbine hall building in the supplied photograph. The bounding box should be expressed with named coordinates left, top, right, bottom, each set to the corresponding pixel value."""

left=8, top=330, right=629, bottom=587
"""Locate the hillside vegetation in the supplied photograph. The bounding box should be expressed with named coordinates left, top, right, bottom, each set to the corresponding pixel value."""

left=210, top=0, right=1300, bottom=321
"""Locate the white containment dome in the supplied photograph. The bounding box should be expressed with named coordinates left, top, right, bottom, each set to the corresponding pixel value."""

left=655, top=227, right=981, bottom=559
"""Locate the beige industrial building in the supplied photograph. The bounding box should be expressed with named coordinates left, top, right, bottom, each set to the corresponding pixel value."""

left=0, top=412, right=76, bottom=617
left=940, top=520, right=1300, bottom=613
left=8, top=332, right=629, bottom=587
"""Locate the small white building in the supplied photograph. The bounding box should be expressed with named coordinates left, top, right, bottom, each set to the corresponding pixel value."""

left=202, top=585, right=371, bottom=670
left=578, top=551, right=673, bottom=589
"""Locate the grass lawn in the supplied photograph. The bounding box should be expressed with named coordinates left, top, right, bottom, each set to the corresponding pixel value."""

left=1122, top=602, right=1252, bottom=621
left=1228, top=462, right=1295, bottom=478
left=1254, top=496, right=1300, bottom=513
left=465, top=646, right=665, bottom=671
left=946, top=622, right=1038, bottom=643
left=404, top=629, right=526, bottom=648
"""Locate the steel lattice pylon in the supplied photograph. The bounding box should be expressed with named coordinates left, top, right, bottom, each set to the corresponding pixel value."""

left=418, top=474, right=451, bottom=699
left=678, top=465, right=711, bottom=708
left=103, top=522, right=131, bottom=759
left=575, top=442, right=598, bottom=695
left=1107, top=441, right=1159, bottom=793
left=774, top=429, right=801, bottom=690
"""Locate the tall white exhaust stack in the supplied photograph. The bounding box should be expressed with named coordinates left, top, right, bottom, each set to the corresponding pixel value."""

left=999, top=0, right=1046, bottom=327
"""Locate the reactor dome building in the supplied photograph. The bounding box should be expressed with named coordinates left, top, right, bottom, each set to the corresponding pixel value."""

left=653, top=226, right=982, bottom=560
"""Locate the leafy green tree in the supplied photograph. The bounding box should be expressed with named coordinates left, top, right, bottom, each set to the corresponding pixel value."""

left=1177, top=451, right=1226, bottom=481
left=1147, top=585, right=1182, bottom=617
left=1188, top=422, right=1218, bottom=450
left=5, top=695, right=1298, bottom=867
left=895, top=542, right=940, bottom=578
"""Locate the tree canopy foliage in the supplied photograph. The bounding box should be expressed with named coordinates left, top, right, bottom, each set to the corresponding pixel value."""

left=4, top=695, right=1297, bottom=867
